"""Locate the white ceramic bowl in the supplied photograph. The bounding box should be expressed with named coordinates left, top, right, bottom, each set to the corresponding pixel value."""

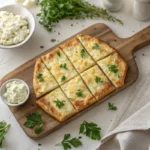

left=0, top=4, right=35, bottom=49
left=0, top=79, right=30, bottom=106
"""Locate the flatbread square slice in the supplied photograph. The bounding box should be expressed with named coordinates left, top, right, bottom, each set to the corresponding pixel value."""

left=33, top=58, right=58, bottom=98
left=60, top=37, right=95, bottom=73
left=41, top=47, right=78, bottom=85
left=36, top=88, right=77, bottom=122
left=81, top=65, right=115, bottom=100
left=77, top=34, right=115, bottom=61
left=98, top=52, right=128, bottom=88
left=61, top=76, right=96, bottom=111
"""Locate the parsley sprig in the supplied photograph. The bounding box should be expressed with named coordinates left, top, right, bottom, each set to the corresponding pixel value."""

left=54, top=99, right=65, bottom=109
left=0, top=121, right=10, bottom=148
left=79, top=121, right=101, bottom=140
left=81, top=49, right=86, bottom=58
left=60, top=63, right=68, bottom=70
left=108, top=65, right=118, bottom=73
left=56, top=134, right=82, bottom=150
left=76, top=89, right=83, bottom=97
left=36, top=73, right=44, bottom=82
left=24, top=112, right=43, bottom=134
left=108, top=102, right=117, bottom=110
left=37, top=0, right=123, bottom=31
left=92, top=43, right=100, bottom=49
left=95, top=76, right=103, bottom=83
left=57, top=51, right=61, bottom=57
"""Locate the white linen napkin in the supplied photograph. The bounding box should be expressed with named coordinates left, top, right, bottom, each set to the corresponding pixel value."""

left=97, top=102, right=150, bottom=150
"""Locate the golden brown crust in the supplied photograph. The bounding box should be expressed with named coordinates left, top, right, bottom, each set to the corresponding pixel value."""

left=72, top=96, right=96, bottom=111
left=41, top=47, right=63, bottom=63
left=33, top=58, right=43, bottom=98
left=95, top=83, right=115, bottom=100
left=60, top=37, right=78, bottom=49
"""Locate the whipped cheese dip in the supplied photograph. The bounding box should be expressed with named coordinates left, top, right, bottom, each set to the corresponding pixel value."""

left=0, top=11, right=29, bottom=46
left=4, top=80, right=28, bottom=104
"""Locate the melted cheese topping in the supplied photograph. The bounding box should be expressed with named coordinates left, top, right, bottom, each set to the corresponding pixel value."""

left=35, top=60, right=58, bottom=97
left=46, top=88, right=76, bottom=115
left=98, top=52, right=126, bottom=88
left=77, top=34, right=115, bottom=61
left=81, top=65, right=114, bottom=100
left=61, top=76, right=93, bottom=102
left=61, top=38, right=94, bottom=73
left=42, top=48, right=77, bottom=85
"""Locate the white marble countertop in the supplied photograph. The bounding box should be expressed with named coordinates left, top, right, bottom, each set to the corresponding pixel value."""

left=0, top=0, right=150, bottom=150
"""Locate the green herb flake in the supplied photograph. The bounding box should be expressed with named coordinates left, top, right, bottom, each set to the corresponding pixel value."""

left=61, top=76, right=66, bottom=82
left=95, top=76, right=103, bottom=83
left=36, top=73, right=44, bottom=82
left=81, top=49, right=86, bottom=58
left=118, top=75, right=121, bottom=79
left=57, top=51, right=61, bottom=57
left=56, top=133, right=82, bottom=150
left=60, top=63, right=68, bottom=70
left=108, top=65, right=118, bottom=73
left=76, top=89, right=83, bottom=97
left=79, top=121, right=101, bottom=140
left=24, top=112, right=43, bottom=134
left=0, top=121, right=10, bottom=148
left=108, top=102, right=117, bottom=110
left=51, top=39, right=56, bottom=42
left=92, top=43, right=100, bottom=49
left=54, top=99, right=65, bottom=109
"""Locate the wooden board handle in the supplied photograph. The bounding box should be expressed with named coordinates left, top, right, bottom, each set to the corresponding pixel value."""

left=130, top=26, right=150, bottom=53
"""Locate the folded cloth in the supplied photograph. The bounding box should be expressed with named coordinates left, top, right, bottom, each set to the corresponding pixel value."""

left=97, top=102, right=150, bottom=150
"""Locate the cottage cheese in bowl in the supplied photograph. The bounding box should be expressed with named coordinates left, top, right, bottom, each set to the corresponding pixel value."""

left=0, top=11, right=29, bottom=46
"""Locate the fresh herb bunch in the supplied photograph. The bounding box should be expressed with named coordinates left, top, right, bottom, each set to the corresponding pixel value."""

left=24, top=112, right=44, bottom=134
left=56, top=134, right=82, bottom=150
left=0, top=121, right=10, bottom=148
left=79, top=121, right=101, bottom=140
left=37, top=0, right=123, bottom=31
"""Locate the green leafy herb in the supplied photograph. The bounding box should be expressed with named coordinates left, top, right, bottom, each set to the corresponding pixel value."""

left=57, top=51, right=61, bottom=57
left=34, top=123, right=43, bottom=134
left=81, top=49, right=86, bottom=58
left=108, top=102, right=117, bottom=110
left=54, top=99, right=65, bottom=109
left=118, top=75, right=121, bottom=79
left=92, top=43, right=100, bottom=49
left=108, top=65, right=118, bottom=73
left=61, top=76, right=66, bottom=82
left=0, top=121, right=10, bottom=148
left=60, top=63, right=68, bottom=70
left=37, top=0, right=123, bottom=31
left=79, top=121, right=101, bottom=140
left=56, top=134, right=82, bottom=150
left=36, top=73, right=44, bottom=82
left=51, top=39, right=56, bottom=42
left=95, top=76, right=103, bottom=83
left=76, top=89, right=83, bottom=97
left=24, top=112, right=43, bottom=134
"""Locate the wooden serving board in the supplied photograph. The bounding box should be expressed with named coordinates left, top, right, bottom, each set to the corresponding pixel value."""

left=1, top=23, right=150, bottom=140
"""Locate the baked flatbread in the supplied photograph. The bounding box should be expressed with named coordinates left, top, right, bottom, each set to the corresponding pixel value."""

left=41, top=47, right=77, bottom=85
left=77, top=34, right=115, bottom=61
left=81, top=65, right=115, bottom=100
left=60, top=37, right=95, bottom=73
left=33, top=58, right=58, bottom=98
left=98, top=52, right=128, bottom=88
left=36, top=88, right=77, bottom=122
left=61, top=76, right=96, bottom=111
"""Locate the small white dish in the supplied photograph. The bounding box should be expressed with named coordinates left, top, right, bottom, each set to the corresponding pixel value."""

left=0, top=4, right=35, bottom=49
left=0, top=79, right=30, bottom=106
